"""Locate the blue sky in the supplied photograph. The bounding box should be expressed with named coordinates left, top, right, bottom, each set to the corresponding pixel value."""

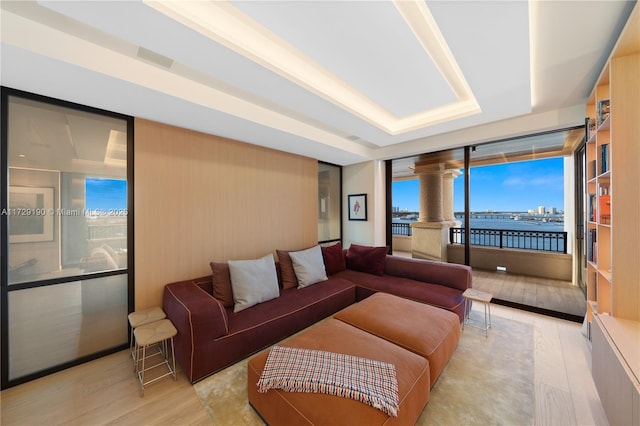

left=85, top=178, right=127, bottom=210
left=393, top=157, right=565, bottom=212
left=84, top=159, right=564, bottom=213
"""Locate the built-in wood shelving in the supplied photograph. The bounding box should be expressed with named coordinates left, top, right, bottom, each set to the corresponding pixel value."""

left=585, top=4, right=640, bottom=425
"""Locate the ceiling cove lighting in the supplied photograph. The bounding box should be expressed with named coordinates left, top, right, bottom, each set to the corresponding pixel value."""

left=528, top=0, right=538, bottom=109
left=143, top=0, right=481, bottom=135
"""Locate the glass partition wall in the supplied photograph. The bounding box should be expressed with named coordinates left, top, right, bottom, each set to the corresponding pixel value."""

left=318, top=162, right=341, bottom=245
left=1, top=88, right=133, bottom=388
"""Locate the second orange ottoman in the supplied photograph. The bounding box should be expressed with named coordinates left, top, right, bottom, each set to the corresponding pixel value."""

left=334, top=292, right=460, bottom=386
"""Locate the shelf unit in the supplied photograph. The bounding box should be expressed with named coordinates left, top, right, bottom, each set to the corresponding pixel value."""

left=585, top=4, right=640, bottom=425
left=585, top=73, right=612, bottom=320
left=585, top=26, right=640, bottom=323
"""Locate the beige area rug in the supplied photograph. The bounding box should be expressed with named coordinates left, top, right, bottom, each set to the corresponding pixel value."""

left=194, top=313, right=534, bottom=425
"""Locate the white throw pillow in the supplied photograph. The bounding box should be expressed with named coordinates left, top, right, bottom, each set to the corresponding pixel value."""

left=228, top=254, right=280, bottom=313
left=289, top=245, right=328, bottom=288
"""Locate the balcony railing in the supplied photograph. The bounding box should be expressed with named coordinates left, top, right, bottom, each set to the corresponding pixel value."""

left=392, top=222, right=412, bottom=236
left=88, top=224, right=127, bottom=241
left=449, top=228, right=567, bottom=254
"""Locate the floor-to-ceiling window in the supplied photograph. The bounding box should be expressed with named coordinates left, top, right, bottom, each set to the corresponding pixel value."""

left=389, top=128, right=586, bottom=319
left=1, top=88, right=133, bottom=388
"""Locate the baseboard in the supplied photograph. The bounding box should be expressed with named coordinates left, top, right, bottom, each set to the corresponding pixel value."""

left=491, top=298, right=584, bottom=323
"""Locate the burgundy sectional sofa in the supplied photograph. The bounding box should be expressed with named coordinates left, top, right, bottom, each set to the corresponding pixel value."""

left=163, top=244, right=472, bottom=383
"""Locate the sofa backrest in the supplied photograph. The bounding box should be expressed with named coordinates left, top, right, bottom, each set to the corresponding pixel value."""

left=383, top=255, right=471, bottom=293
left=193, top=275, right=213, bottom=294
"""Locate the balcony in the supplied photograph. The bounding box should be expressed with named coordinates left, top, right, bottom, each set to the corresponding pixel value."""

left=392, top=228, right=586, bottom=319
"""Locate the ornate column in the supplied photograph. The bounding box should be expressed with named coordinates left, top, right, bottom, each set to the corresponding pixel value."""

left=410, top=164, right=460, bottom=262
left=442, top=170, right=462, bottom=221
left=413, top=163, right=445, bottom=223
left=418, top=174, right=429, bottom=222
left=425, top=171, right=443, bottom=222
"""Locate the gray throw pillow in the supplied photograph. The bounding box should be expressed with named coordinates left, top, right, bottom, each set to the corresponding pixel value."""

left=289, top=245, right=328, bottom=288
left=228, top=253, right=280, bottom=313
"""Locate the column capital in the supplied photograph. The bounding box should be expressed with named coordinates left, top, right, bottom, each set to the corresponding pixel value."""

left=443, top=169, right=462, bottom=179
left=412, top=162, right=445, bottom=175
left=412, top=163, right=462, bottom=178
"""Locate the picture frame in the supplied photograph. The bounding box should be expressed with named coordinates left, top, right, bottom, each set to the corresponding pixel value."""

left=348, top=193, right=367, bottom=221
left=8, top=186, right=54, bottom=243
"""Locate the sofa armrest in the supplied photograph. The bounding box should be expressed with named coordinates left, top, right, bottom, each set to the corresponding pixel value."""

left=383, top=255, right=472, bottom=293
left=163, top=279, right=229, bottom=344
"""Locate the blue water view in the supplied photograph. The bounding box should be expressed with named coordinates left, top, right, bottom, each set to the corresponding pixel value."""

left=393, top=216, right=564, bottom=231
left=393, top=216, right=567, bottom=252
left=456, top=217, right=564, bottom=232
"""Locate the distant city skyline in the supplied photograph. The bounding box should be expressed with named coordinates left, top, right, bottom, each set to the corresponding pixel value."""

left=392, top=157, right=564, bottom=212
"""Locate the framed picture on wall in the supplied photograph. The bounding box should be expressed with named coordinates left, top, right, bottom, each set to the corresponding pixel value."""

left=348, top=193, right=367, bottom=221
left=8, top=186, right=54, bottom=243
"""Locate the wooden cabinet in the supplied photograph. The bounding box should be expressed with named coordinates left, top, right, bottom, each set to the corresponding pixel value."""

left=586, top=4, right=640, bottom=425
left=592, top=315, right=640, bottom=426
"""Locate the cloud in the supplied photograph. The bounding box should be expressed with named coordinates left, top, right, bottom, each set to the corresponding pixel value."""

left=531, top=175, right=563, bottom=186
left=502, top=174, right=562, bottom=188
left=502, top=177, right=526, bottom=187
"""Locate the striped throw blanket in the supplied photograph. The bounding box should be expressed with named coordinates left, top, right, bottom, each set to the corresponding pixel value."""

left=257, top=345, right=399, bottom=417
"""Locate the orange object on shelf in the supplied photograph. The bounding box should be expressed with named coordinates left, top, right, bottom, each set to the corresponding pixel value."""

left=600, top=194, right=611, bottom=222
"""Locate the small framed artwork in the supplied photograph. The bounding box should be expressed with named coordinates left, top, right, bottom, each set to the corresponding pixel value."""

left=8, top=186, right=54, bottom=243
left=348, top=193, right=367, bottom=221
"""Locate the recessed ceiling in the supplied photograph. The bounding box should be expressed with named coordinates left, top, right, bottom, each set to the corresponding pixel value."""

left=229, top=1, right=459, bottom=117
left=144, top=0, right=481, bottom=135
left=0, top=1, right=636, bottom=166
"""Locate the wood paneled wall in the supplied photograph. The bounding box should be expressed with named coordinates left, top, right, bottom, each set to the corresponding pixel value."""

left=134, top=119, right=318, bottom=309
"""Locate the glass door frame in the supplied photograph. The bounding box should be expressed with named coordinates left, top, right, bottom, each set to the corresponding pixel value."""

left=0, top=87, right=135, bottom=389
left=575, top=135, right=587, bottom=296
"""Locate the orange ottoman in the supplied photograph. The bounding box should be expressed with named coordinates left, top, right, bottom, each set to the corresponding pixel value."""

left=334, top=292, right=460, bottom=386
left=248, top=319, right=430, bottom=426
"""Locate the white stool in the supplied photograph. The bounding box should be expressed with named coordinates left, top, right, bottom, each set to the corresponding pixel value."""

left=128, top=307, right=166, bottom=366
left=462, top=288, right=493, bottom=337
left=133, top=319, right=177, bottom=396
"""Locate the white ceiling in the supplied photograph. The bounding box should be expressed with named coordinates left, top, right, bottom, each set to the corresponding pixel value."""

left=0, top=1, right=636, bottom=166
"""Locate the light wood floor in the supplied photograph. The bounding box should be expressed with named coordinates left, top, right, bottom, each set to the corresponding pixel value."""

left=472, top=269, right=587, bottom=318
left=0, top=304, right=607, bottom=426
left=0, top=349, right=211, bottom=426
